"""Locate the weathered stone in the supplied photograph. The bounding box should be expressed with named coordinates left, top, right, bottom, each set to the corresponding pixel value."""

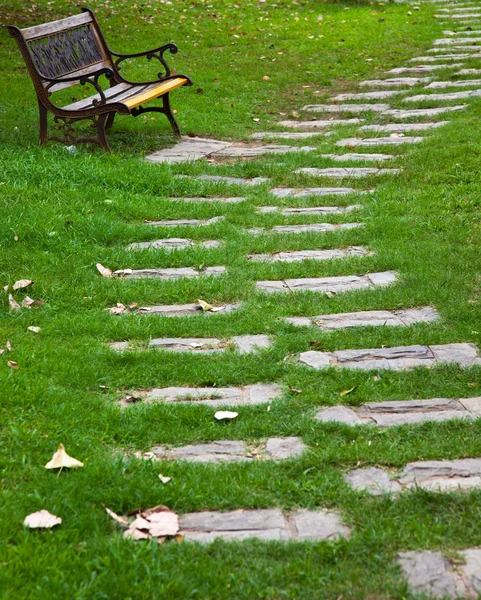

left=283, top=307, right=439, bottom=330
left=397, top=551, right=462, bottom=598
left=255, top=205, right=362, bottom=215
left=191, top=175, right=269, bottom=185
left=295, top=167, right=401, bottom=178
left=409, top=54, right=473, bottom=62
left=359, top=77, right=431, bottom=87
left=359, top=397, right=464, bottom=414
left=214, top=144, right=316, bottom=156
left=127, top=238, right=221, bottom=250
left=337, top=136, right=423, bottom=147
left=399, top=458, right=481, bottom=491
left=250, top=132, right=325, bottom=140
left=135, top=302, right=241, bottom=317
left=178, top=197, right=245, bottom=204
left=111, top=266, right=225, bottom=279
left=344, top=467, right=402, bottom=495
left=232, top=334, right=271, bottom=353
left=276, top=119, right=362, bottom=128
left=270, top=187, right=357, bottom=198
left=457, top=68, right=481, bottom=75
left=264, top=437, right=307, bottom=459
left=319, top=153, right=394, bottom=161
left=331, top=90, right=402, bottom=101
left=434, top=36, right=481, bottom=44
left=250, top=246, right=371, bottom=263
left=314, top=405, right=362, bottom=425
left=302, top=103, right=390, bottom=113
left=437, top=12, right=481, bottom=18
left=300, top=343, right=481, bottom=371
left=360, top=122, right=448, bottom=133
left=256, top=271, right=397, bottom=294
left=289, top=509, right=351, bottom=541
left=150, top=440, right=251, bottom=463
left=405, top=89, right=481, bottom=102
left=382, top=105, right=466, bottom=118
left=365, top=410, right=469, bottom=427
left=428, top=46, right=481, bottom=53
left=148, top=337, right=224, bottom=353
left=146, top=137, right=232, bottom=163
left=458, top=396, right=481, bottom=416
left=247, top=222, right=363, bottom=235
left=426, top=79, right=481, bottom=89
left=387, top=64, right=464, bottom=73
left=144, top=217, right=224, bottom=227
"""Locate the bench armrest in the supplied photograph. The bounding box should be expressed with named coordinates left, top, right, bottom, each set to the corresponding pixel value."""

left=42, top=67, right=115, bottom=105
left=110, top=43, right=179, bottom=80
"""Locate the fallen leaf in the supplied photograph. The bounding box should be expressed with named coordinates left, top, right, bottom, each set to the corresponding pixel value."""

left=289, top=387, right=303, bottom=394
left=96, top=263, right=112, bottom=278
left=13, top=279, right=33, bottom=291
left=21, top=296, right=35, bottom=308
left=196, top=298, right=214, bottom=312
left=23, top=510, right=62, bottom=529
left=3, top=285, right=9, bottom=292
left=123, top=505, right=179, bottom=541
left=108, top=303, right=129, bottom=315
left=5, top=340, right=11, bottom=351
left=104, top=506, right=129, bottom=526
left=8, top=294, right=21, bottom=311
left=340, top=386, right=357, bottom=397
left=263, top=75, right=270, bottom=80
left=325, top=291, right=336, bottom=298
left=214, top=411, right=238, bottom=420
left=28, top=326, right=41, bottom=334
left=159, top=474, right=171, bottom=484
left=468, top=382, right=479, bottom=387
left=45, top=443, right=84, bottom=469
left=0, top=349, right=4, bottom=355
left=7, top=361, right=18, bottom=370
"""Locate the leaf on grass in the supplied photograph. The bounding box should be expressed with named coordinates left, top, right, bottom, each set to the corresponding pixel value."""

left=3, top=285, right=9, bottom=292
left=13, top=279, right=33, bottom=291
left=5, top=340, right=11, bottom=351
left=22, top=296, right=35, bottom=308
left=214, top=411, right=238, bottom=420
left=289, top=387, right=303, bottom=394
left=107, top=303, right=129, bottom=315
left=7, top=361, right=18, bottom=370
left=104, top=506, right=129, bottom=526
left=196, top=299, right=214, bottom=312
left=325, top=291, right=336, bottom=298
left=23, top=510, right=62, bottom=529
left=45, top=443, right=84, bottom=469
left=123, top=505, right=179, bottom=542
left=8, top=294, right=21, bottom=311
left=96, top=263, right=112, bottom=278
left=340, top=386, right=357, bottom=397
left=159, top=474, right=171, bottom=484
left=28, top=326, right=41, bottom=334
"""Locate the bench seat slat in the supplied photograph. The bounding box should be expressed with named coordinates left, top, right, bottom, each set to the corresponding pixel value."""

left=123, top=77, right=188, bottom=108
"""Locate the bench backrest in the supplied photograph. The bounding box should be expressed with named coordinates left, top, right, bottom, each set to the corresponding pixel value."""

left=7, top=9, right=114, bottom=94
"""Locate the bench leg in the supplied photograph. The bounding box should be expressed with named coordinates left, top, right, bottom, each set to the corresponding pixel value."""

left=96, top=113, right=111, bottom=152
left=105, top=112, right=116, bottom=132
left=163, top=93, right=181, bottom=138
left=38, top=100, right=48, bottom=146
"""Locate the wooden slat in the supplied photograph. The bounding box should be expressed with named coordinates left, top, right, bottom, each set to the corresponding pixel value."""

left=21, top=12, right=92, bottom=40
left=123, top=78, right=188, bottom=108
left=61, top=82, right=154, bottom=111
left=47, top=60, right=113, bottom=93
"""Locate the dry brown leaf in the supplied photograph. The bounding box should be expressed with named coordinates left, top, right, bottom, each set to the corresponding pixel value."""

left=13, top=279, right=33, bottom=291
left=5, top=340, right=11, bottom=352
left=96, top=263, right=112, bottom=278
left=104, top=506, right=129, bottom=526
left=23, top=510, right=62, bottom=529
left=159, top=474, right=171, bottom=484
left=8, top=294, right=21, bottom=311
left=45, top=443, right=84, bottom=469
left=21, top=296, right=35, bottom=308
left=196, top=299, right=214, bottom=312
left=7, top=361, right=18, bottom=370
left=3, top=285, right=9, bottom=293
left=123, top=505, right=179, bottom=541
left=0, top=349, right=4, bottom=355
left=28, top=326, right=41, bottom=334
left=108, top=303, right=128, bottom=315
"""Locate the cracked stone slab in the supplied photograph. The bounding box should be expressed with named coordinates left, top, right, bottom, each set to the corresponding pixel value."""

left=256, top=271, right=397, bottom=294
left=255, top=205, right=362, bottom=215
left=282, top=307, right=440, bottom=330
left=270, top=187, right=358, bottom=198
left=120, top=383, right=282, bottom=408
left=146, top=334, right=271, bottom=354
left=110, top=266, right=226, bottom=279
left=135, top=302, right=242, bottom=317
left=387, top=64, right=464, bottom=73
left=344, top=467, right=402, bottom=496
left=360, top=122, right=449, bottom=133
left=359, top=77, right=432, bottom=87
left=250, top=132, right=326, bottom=140
left=186, top=175, right=269, bottom=185
left=409, top=54, right=474, bottom=62
left=249, top=246, right=371, bottom=263
left=144, top=217, right=224, bottom=227
left=146, top=137, right=232, bottom=163
left=295, top=167, right=401, bottom=178
left=404, top=89, right=481, bottom=102
left=247, top=222, right=363, bottom=235
left=426, top=79, right=481, bottom=88
left=330, top=91, right=403, bottom=101
left=397, top=550, right=481, bottom=598
left=276, top=119, right=363, bottom=129
left=399, top=457, right=481, bottom=491
left=302, top=103, right=390, bottom=113
left=319, top=153, right=395, bottom=162
left=127, top=239, right=222, bottom=250
left=382, top=105, right=466, bottom=118
left=178, top=508, right=351, bottom=543
left=174, top=197, right=245, bottom=204
left=300, top=343, right=481, bottom=371
left=214, top=144, right=316, bottom=157
left=337, top=136, right=424, bottom=147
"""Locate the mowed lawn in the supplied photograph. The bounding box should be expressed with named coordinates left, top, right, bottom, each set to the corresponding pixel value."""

left=1, top=0, right=481, bottom=598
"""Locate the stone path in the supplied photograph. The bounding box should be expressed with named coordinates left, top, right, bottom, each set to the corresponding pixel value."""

left=143, top=217, right=224, bottom=227
left=294, top=167, right=401, bottom=178
left=256, top=271, right=397, bottom=294
left=336, top=136, right=424, bottom=147
left=404, top=89, right=481, bottom=102
left=109, top=266, right=226, bottom=279
left=249, top=247, right=371, bottom=263
left=126, top=239, right=221, bottom=250
left=302, top=103, right=390, bottom=113
left=247, top=222, right=363, bottom=235
left=111, top=334, right=272, bottom=354
left=254, top=205, right=362, bottom=214
left=359, top=77, right=432, bottom=87
left=276, top=118, right=362, bottom=128
left=359, top=122, right=448, bottom=132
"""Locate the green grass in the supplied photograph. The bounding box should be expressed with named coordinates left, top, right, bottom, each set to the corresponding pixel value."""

left=2, top=0, right=481, bottom=598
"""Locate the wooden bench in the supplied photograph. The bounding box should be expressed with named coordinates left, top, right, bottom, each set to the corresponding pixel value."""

left=7, top=8, right=192, bottom=151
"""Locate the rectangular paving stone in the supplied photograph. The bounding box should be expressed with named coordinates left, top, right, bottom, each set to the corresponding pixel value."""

left=250, top=132, right=325, bottom=140
left=360, top=122, right=449, bottom=132
left=336, top=136, right=424, bottom=147
left=255, top=205, right=362, bottom=215
left=276, top=118, right=363, bottom=128
left=319, top=153, right=394, bottom=162
left=387, top=64, right=464, bottom=73
left=270, top=187, right=357, bottom=198
left=302, top=103, right=390, bottom=113
left=434, top=36, right=481, bottom=44
left=437, top=12, right=481, bottom=18
left=301, top=342, right=481, bottom=371
left=425, top=78, right=481, bottom=88
left=127, top=239, right=221, bottom=250
left=146, top=137, right=232, bottom=164
left=344, top=467, right=402, bottom=496
left=409, top=54, right=474, bottom=61
left=256, top=271, right=397, bottom=294
left=135, top=302, right=242, bottom=317
left=247, top=222, right=363, bottom=235
left=427, top=46, right=481, bottom=52
left=249, top=246, right=371, bottom=263
left=111, top=266, right=225, bottom=279
left=186, top=175, right=269, bottom=185
left=283, top=307, right=439, bottom=330
left=382, top=105, right=466, bottom=118
left=404, top=89, right=481, bottom=102
left=289, top=509, right=351, bottom=541
left=359, top=77, right=432, bottom=86
left=330, top=91, right=403, bottom=101
left=175, top=197, right=245, bottom=204
left=457, top=68, right=481, bottom=74
left=147, top=334, right=271, bottom=354
left=295, top=167, right=401, bottom=178
left=144, top=217, right=224, bottom=227
left=213, top=144, right=316, bottom=157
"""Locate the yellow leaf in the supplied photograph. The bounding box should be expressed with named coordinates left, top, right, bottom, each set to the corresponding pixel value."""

left=196, top=299, right=214, bottom=312
left=45, top=443, right=84, bottom=469
left=340, top=386, right=357, bottom=397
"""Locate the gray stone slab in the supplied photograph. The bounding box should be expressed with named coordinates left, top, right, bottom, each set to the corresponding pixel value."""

left=276, top=119, right=362, bottom=129
left=295, top=167, right=401, bottom=178
left=264, top=437, right=307, bottom=459
left=428, top=46, right=481, bottom=53
left=300, top=343, right=481, bottom=371
left=458, top=396, right=481, bottom=416
left=434, top=36, right=481, bottom=44
left=360, top=122, right=448, bottom=133
left=437, top=12, right=481, bottom=18
left=359, top=398, right=464, bottom=415
left=399, top=458, right=481, bottom=488
left=319, top=153, right=394, bottom=162
left=232, top=334, right=271, bottom=353
left=330, top=91, right=403, bottom=101
left=214, top=144, right=315, bottom=157
left=336, top=136, right=424, bottom=147
left=148, top=337, right=224, bottom=353
left=192, top=175, right=269, bottom=185
left=344, top=467, right=402, bottom=495
left=150, top=440, right=251, bottom=463
left=179, top=509, right=286, bottom=533
left=256, top=271, right=397, bottom=294
left=409, top=54, right=474, bottom=62
left=135, top=302, right=241, bottom=317
left=249, top=246, right=371, bottom=263
left=270, top=187, right=357, bottom=198
left=111, top=266, right=225, bottom=279
left=382, top=105, right=466, bottom=118
left=146, top=137, right=232, bottom=164
left=178, top=197, right=245, bottom=204
left=289, top=509, right=351, bottom=540
left=359, top=77, right=431, bottom=87
left=366, top=410, right=469, bottom=427
left=426, top=78, right=481, bottom=88
left=144, top=217, right=224, bottom=227
left=315, top=405, right=363, bottom=425
left=405, top=89, right=481, bottom=102
left=181, top=528, right=289, bottom=542
left=283, top=307, right=439, bottom=330
left=250, top=132, right=324, bottom=140
left=397, top=551, right=464, bottom=598
left=255, top=205, right=362, bottom=215
left=302, top=103, right=390, bottom=113
left=127, top=238, right=221, bottom=250
left=247, top=222, right=363, bottom=235
left=457, top=68, right=481, bottom=74
left=387, top=64, right=464, bottom=73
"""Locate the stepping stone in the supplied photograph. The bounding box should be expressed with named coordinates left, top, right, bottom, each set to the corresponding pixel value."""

left=144, top=217, right=224, bottom=227
left=330, top=91, right=402, bottom=101
left=173, top=197, right=245, bottom=204
left=409, top=54, right=474, bottom=61
left=250, top=132, right=324, bottom=140
left=300, top=342, right=481, bottom=371
left=126, top=239, right=221, bottom=251
left=256, top=271, right=397, bottom=294
left=436, top=12, right=481, bottom=18
left=138, top=436, right=307, bottom=464
left=178, top=508, right=351, bottom=543
left=146, top=137, right=232, bottom=164
left=276, top=119, right=362, bottom=129
left=282, top=307, right=439, bottom=330
left=344, top=467, right=402, bottom=496
left=135, top=302, right=242, bottom=317
left=425, top=78, right=481, bottom=88
left=434, top=36, right=481, bottom=44
left=336, top=136, right=423, bottom=147
left=247, top=222, right=363, bottom=235
left=397, top=549, right=481, bottom=598
left=387, top=64, right=463, bottom=73
left=186, top=175, right=269, bottom=185
left=359, top=122, right=449, bottom=133
left=270, top=187, right=358, bottom=198
left=382, top=105, right=466, bottom=118
left=404, top=89, right=481, bottom=102
left=302, top=103, right=390, bottom=113
left=214, top=144, right=316, bottom=157
left=359, top=77, right=431, bottom=87
left=249, top=246, right=371, bottom=263
left=295, top=167, right=401, bottom=178
left=399, top=457, right=481, bottom=492
left=427, top=46, right=481, bottom=52
left=120, top=383, right=282, bottom=407
left=319, top=153, right=394, bottom=161
left=315, top=396, right=481, bottom=427
left=110, top=266, right=226, bottom=279
left=148, top=334, right=272, bottom=354
left=456, top=67, right=481, bottom=74
left=255, top=205, right=362, bottom=215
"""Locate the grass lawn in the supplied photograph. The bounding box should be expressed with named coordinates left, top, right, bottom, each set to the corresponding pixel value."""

left=1, top=0, right=481, bottom=598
